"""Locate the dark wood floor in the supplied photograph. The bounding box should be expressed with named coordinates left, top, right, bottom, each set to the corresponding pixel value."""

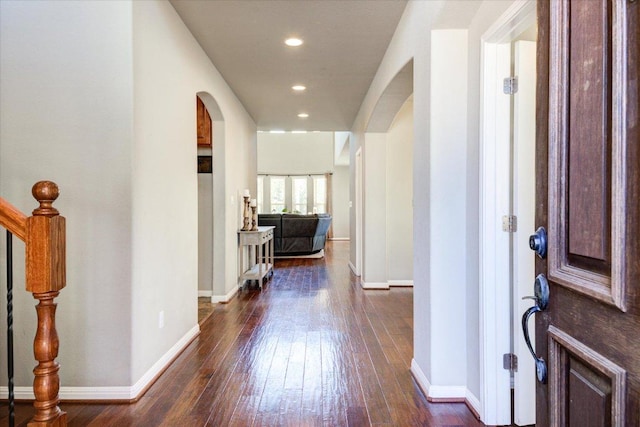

left=3, top=241, right=485, bottom=426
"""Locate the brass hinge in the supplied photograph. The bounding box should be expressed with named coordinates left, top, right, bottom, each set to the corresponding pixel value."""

left=502, top=215, right=517, bottom=233
left=503, top=353, right=518, bottom=372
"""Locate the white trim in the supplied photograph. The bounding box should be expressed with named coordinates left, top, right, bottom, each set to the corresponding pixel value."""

left=479, top=1, right=537, bottom=425
left=198, top=290, right=212, bottom=298
left=355, top=147, right=363, bottom=277
left=212, top=285, right=238, bottom=303
left=348, top=261, right=359, bottom=276
left=466, top=390, right=482, bottom=417
left=1, top=324, right=200, bottom=401
left=387, top=279, right=413, bottom=287
left=410, top=359, right=469, bottom=400
left=361, top=281, right=389, bottom=290
left=129, top=324, right=199, bottom=399
left=329, top=237, right=350, bottom=241
left=410, top=358, right=430, bottom=397
left=427, top=385, right=468, bottom=400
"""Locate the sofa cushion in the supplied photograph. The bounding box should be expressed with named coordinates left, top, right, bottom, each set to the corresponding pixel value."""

left=282, top=214, right=319, bottom=237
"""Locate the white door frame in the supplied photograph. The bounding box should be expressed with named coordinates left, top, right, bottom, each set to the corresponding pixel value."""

left=478, top=1, right=536, bottom=424
left=355, top=147, right=363, bottom=276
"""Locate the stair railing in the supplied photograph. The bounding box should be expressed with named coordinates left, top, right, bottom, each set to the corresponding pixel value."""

left=1, top=181, right=67, bottom=426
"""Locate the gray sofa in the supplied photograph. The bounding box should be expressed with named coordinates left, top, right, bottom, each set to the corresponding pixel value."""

left=258, top=213, right=332, bottom=256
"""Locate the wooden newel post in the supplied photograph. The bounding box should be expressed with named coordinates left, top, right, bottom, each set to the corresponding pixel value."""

left=26, top=181, right=67, bottom=427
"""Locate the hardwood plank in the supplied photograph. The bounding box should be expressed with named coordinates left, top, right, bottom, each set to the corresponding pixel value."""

left=7, top=241, right=489, bottom=426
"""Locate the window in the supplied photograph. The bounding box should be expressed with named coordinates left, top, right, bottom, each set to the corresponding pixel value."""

left=292, top=177, right=308, bottom=214
left=313, top=176, right=326, bottom=213
left=270, top=176, right=285, bottom=213
left=257, top=174, right=328, bottom=214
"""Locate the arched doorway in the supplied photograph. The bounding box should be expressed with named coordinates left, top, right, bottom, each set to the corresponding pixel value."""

left=196, top=92, right=224, bottom=319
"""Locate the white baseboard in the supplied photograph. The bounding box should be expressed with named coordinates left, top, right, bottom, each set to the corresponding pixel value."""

left=348, top=261, right=360, bottom=276
left=410, top=358, right=431, bottom=397
left=361, top=281, right=389, bottom=290
left=0, top=324, right=200, bottom=401
left=329, top=237, right=350, bottom=241
left=465, top=389, right=481, bottom=418
left=198, top=290, right=212, bottom=298
left=388, top=280, right=414, bottom=287
left=212, top=285, right=238, bottom=303
left=410, top=358, right=468, bottom=400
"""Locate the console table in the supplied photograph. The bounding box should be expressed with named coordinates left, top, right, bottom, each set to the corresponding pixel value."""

left=237, top=226, right=275, bottom=289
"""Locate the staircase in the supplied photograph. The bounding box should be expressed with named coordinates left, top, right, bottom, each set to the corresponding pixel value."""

left=1, top=181, right=67, bottom=427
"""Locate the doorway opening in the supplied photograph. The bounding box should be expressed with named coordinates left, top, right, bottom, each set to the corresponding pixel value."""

left=196, top=92, right=225, bottom=321
left=479, top=1, right=537, bottom=425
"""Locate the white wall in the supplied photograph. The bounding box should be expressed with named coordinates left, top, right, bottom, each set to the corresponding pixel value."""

left=257, top=132, right=334, bottom=175
left=0, top=0, right=256, bottom=396
left=348, top=0, right=515, bottom=412
left=349, top=0, right=443, bottom=386
left=197, top=147, right=213, bottom=294
left=429, top=29, right=469, bottom=386
left=131, top=0, right=256, bottom=381
left=362, top=133, right=388, bottom=287
left=0, top=0, right=134, bottom=387
left=258, top=131, right=350, bottom=238
left=386, top=96, right=414, bottom=283
left=331, top=166, right=350, bottom=239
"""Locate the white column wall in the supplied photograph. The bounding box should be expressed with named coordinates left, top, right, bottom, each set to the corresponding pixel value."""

left=362, top=133, right=388, bottom=288
left=428, top=29, right=469, bottom=387
left=349, top=0, right=444, bottom=387
left=349, top=0, right=516, bottom=409
left=331, top=166, right=350, bottom=239
left=386, top=97, right=414, bottom=284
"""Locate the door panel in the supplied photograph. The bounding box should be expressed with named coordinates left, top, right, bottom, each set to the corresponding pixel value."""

left=547, top=0, right=628, bottom=309
left=537, top=0, right=639, bottom=425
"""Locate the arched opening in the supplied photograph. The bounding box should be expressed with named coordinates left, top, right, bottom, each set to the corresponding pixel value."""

left=196, top=91, right=224, bottom=319
left=356, top=58, right=414, bottom=290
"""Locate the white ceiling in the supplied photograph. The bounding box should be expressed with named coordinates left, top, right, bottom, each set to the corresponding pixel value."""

left=169, top=0, right=408, bottom=132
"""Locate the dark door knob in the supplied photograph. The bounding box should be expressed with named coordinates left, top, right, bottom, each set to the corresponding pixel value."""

left=529, top=226, right=547, bottom=259
left=521, top=274, right=549, bottom=383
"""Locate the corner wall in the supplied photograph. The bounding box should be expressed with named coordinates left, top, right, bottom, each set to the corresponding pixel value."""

left=0, top=0, right=134, bottom=388
left=131, top=0, right=256, bottom=382
left=0, top=0, right=256, bottom=397
left=349, top=0, right=518, bottom=414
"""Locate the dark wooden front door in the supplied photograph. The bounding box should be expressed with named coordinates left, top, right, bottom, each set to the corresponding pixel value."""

left=535, top=0, right=639, bottom=425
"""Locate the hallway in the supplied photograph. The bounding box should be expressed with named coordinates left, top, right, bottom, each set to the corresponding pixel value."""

left=6, top=241, right=482, bottom=426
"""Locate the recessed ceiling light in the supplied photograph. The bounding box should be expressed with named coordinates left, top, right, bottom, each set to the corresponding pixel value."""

left=285, top=37, right=303, bottom=47
left=270, top=130, right=285, bottom=134
left=292, top=130, right=307, bottom=134
left=292, top=85, right=306, bottom=91
left=297, top=113, right=309, bottom=118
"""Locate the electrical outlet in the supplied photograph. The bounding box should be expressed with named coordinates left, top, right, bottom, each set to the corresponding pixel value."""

left=159, top=311, right=165, bottom=329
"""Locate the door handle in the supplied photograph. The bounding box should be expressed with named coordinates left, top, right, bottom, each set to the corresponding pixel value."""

left=529, top=226, right=547, bottom=258
left=521, top=274, right=549, bottom=383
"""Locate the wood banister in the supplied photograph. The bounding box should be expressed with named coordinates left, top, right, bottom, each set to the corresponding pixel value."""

left=0, top=197, right=27, bottom=241
left=1, top=181, right=67, bottom=426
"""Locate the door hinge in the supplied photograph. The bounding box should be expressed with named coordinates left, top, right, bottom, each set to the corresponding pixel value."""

left=503, top=76, right=518, bottom=95
left=502, top=215, right=517, bottom=232
left=503, top=353, right=518, bottom=372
